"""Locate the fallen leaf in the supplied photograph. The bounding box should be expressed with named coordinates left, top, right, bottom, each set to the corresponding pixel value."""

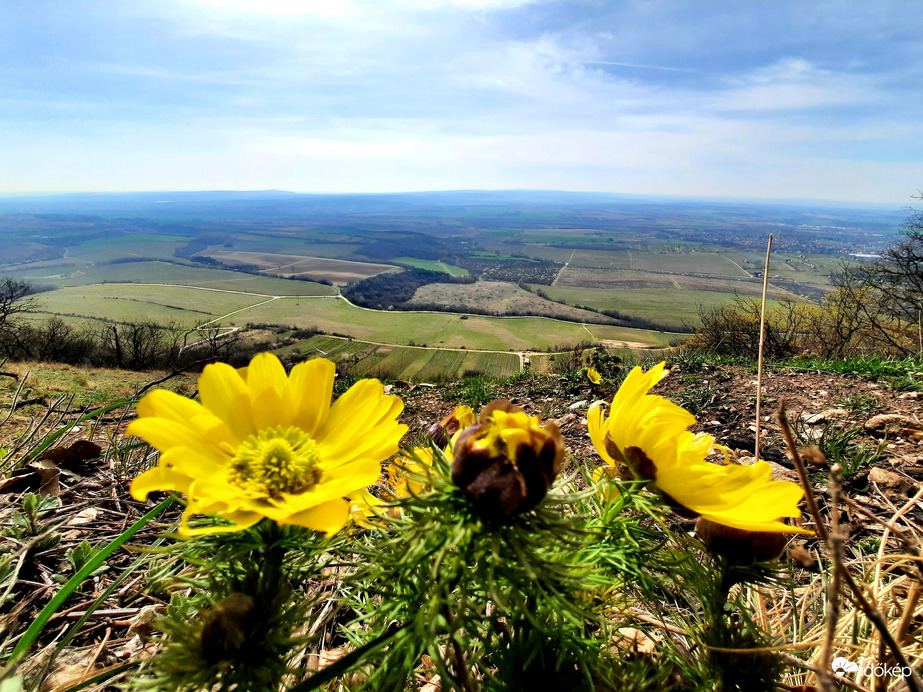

left=68, top=508, right=99, bottom=526
left=41, top=440, right=102, bottom=473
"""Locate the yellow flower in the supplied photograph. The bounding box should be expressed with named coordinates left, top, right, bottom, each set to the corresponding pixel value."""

left=426, top=404, right=476, bottom=447
left=588, top=362, right=810, bottom=534
left=129, top=353, right=407, bottom=537
left=586, top=367, right=602, bottom=385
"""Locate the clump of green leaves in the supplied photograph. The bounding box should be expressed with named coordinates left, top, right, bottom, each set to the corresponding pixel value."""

left=835, top=393, right=882, bottom=416
left=672, top=382, right=729, bottom=415
left=794, top=419, right=885, bottom=480
left=130, top=521, right=338, bottom=692
left=441, top=375, right=499, bottom=409
left=2, top=493, right=62, bottom=552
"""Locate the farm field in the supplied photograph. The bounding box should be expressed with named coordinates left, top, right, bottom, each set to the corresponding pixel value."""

left=63, top=235, right=189, bottom=263
left=13, top=261, right=337, bottom=295
left=197, top=249, right=396, bottom=284
left=552, top=266, right=799, bottom=297
left=227, top=296, right=671, bottom=350
left=29, top=283, right=671, bottom=351
left=32, top=283, right=276, bottom=326
left=407, top=281, right=608, bottom=322
left=225, top=237, right=365, bottom=259
left=392, top=257, right=470, bottom=276
left=533, top=285, right=766, bottom=327
left=277, top=335, right=521, bottom=381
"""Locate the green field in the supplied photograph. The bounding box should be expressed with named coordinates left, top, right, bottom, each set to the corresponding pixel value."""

left=392, top=257, right=470, bottom=276
left=33, top=284, right=272, bottom=326
left=533, top=284, right=753, bottom=327
left=31, top=283, right=671, bottom=351
left=64, top=235, right=189, bottom=263
left=231, top=297, right=671, bottom=350
left=280, top=335, right=521, bottom=381
left=14, top=261, right=337, bottom=295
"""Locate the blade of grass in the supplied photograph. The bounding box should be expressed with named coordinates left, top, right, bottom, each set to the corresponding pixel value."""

left=34, top=517, right=179, bottom=685
left=1, top=493, right=178, bottom=672
left=23, top=399, right=135, bottom=465
left=287, top=623, right=407, bottom=692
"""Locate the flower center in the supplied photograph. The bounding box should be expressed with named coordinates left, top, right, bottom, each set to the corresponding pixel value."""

left=227, top=426, right=322, bottom=498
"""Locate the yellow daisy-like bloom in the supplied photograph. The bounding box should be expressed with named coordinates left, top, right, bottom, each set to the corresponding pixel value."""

left=588, top=362, right=810, bottom=534
left=586, top=367, right=602, bottom=385
left=129, top=353, right=407, bottom=537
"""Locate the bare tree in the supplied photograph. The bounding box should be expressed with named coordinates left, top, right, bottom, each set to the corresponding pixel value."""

left=0, top=278, right=36, bottom=356
left=832, top=195, right=923, bottom=355
left=0, top=278, right=34, bottom=331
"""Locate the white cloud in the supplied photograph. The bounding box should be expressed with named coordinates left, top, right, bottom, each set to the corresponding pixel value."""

left=709, top=57, right=880, bottom=111
left=179, top=0, right=356, bottom=19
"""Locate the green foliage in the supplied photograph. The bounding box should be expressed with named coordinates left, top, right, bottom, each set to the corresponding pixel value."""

left=786, top=354, right=923, bottom=390
left=671, top=382, right=729, bottom=416
left=65, top=540, right=108, bottom=577
left=3, top=494, right=61, bottom=551
left=332, top=448, right=785, bottom=690
left=440, top=375, right=499, bottom=409
left=130, top=521, right=334, bottom=692
left=835, top=393, right=882, bottom=416
left=794, top=418, right=885, bottom=481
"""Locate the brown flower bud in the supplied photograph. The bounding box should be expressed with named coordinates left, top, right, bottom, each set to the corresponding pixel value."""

left=695, top=517, right=788, bottom=564
left=200, top=593, right=258, bottom=665
left=427, top=405, right=476, bottom=448
left=451, top=401, right=565, bottom=521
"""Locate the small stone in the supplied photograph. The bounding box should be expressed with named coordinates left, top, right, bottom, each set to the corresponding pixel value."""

left=615, top=627, right=658, bottom=655
left=898, top=391, right=921, bottom=400
left=868, top=467, right=910, bottom=492
left=569, top=400, right=589, bottom=410
left=866, top=414, right=923, bottom=437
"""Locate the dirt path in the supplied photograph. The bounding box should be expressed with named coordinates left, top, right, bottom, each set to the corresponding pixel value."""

left=551, top=250, right=575, bottom=286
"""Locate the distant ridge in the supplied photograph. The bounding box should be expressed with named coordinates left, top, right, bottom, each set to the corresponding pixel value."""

left=0, top=189, right=902, bottom=216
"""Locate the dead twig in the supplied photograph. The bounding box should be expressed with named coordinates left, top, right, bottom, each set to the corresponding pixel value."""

left=778, top=404, right=922, bottom=692
left=755, top=233, right=773, bottom=463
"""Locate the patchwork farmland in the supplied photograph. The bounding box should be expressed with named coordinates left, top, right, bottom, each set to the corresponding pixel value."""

left=0, top=190, right=900, bottom=379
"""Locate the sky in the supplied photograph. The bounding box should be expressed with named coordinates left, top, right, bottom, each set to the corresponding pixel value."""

left=1, top=0, right=922, bottom=204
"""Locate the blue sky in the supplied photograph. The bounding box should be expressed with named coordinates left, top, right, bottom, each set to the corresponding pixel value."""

left=2, top=0, right=921, bottom=203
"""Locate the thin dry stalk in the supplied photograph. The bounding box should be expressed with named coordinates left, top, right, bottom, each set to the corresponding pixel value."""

left=821, top=462, right=845, bottom=692
left=777, top=406, right=922, bottom=692
left=755, top=233, right=773, bottom=463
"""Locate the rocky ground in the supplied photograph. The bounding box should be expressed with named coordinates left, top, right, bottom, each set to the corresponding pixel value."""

left=1, top=358, right=921, bottom=690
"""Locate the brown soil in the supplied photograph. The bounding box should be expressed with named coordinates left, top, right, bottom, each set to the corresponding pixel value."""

left=2, top=360, right=920, bottom=688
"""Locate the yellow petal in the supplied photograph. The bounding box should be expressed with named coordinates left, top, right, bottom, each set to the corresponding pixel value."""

left=657, top=461, right=810, bottom=534
left=349, top=490, right=387, bottom=529
left=126, top=418, right=228, bottom=468
left=130, top=460, right=193, bottom=501
left=285, top=499, right=350, bottom=536
left=179, top=509, right=263, bottom=537
left=289, top=358, right=335, bottom=437
left=198, top=361, right=256, bottom=439
left=587, top=402, right=616, bottom=466
left=137, top=389, right=207, bottom=424
left=318, top=379, right=405, bottom=466
left=245, top=352, right=293, bottom=431
left=454, top=405, right=475, bottom=429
